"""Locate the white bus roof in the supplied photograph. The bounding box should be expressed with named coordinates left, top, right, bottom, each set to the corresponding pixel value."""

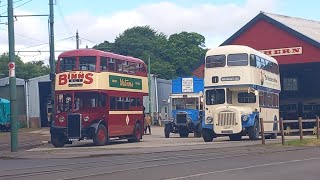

left=206, top=45, right=278, bottom=64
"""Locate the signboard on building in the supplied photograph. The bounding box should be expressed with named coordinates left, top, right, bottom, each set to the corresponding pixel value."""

left=260, top=46, right=303, bottom=57
left=182, top=78, right=193, bottom=92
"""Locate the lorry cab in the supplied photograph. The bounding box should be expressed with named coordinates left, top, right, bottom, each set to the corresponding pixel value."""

left=164, top=77, right=204, bottom=138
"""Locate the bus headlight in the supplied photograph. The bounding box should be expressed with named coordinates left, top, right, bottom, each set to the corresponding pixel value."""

left=242, top=115, right=249, bottom=121
left=187, top=117, right=192, bottom=123
left=206, top=116, right=213, bottom=123
left=84, top=116, right=89, bottom=122
left=59, top=116, right=65, bottom=123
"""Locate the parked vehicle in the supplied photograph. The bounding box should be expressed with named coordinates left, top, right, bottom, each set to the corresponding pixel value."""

left=164, top=77, right=204, bottom=138
left=0, top=98, right=10, bottom=132
left=50, top=49, right=148, bottom=147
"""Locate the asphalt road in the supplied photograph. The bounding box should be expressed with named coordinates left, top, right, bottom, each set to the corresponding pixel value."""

left=0, top=145, right=319, bottom=180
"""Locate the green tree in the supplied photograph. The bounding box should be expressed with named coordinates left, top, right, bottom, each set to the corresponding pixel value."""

left=93, top=26, right=207, bottom=79
left=166, top=32, right=206, bottom=77
left=0, top=53, right=50, bottom=79
left=92, top=40, right=113, bottom=52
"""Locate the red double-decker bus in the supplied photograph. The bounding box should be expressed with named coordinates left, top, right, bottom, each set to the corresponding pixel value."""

left=50, top=49, right=148, bottom=147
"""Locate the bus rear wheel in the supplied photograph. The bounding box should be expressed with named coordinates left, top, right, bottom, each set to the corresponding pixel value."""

left=202, top=128, right=214, bottom=142
left=128, top=123, right=142, bottom=143
left=93, top=124, right=108, bottom=146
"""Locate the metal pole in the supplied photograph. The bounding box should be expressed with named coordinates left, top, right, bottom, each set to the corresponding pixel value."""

left=49, top=0, right=56, bottom=127
left=280, top=117, right=285, bottom=145
left=148, top=55, right=152, bottom=124
left=76, top=30, right=79, bottom=49
left=260, top=118, right=265, bottom=145
left=316, top=116, right=319, bottom=139
left=298, top=117, right=303, bottom=141
left=8, top=0, right=18, bottom=152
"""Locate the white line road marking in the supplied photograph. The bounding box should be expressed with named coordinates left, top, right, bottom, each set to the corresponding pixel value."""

left=165, top=156, right=320, bottom=180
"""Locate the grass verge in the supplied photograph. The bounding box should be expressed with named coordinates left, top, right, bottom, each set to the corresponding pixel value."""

left=283, top=138, right=320, bottom=147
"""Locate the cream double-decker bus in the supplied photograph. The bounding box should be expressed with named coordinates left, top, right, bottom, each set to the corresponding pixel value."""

left=202, top=45, right=281, bottom=142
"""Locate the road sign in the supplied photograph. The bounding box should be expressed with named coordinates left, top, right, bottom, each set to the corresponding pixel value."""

left=8, top=62, right=15, bottom=77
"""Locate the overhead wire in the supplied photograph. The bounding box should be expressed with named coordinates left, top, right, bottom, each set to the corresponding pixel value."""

left=0, top=0, right=33, bottom=15
left=56, top=0, right=73, bottom=36
left=0, top=0, right=25, bottom=8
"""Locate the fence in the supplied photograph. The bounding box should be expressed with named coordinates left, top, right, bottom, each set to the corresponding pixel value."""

left=260, top=116, right=320, bottom=145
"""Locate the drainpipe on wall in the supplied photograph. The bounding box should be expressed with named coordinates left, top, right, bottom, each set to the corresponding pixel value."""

left=25, top=80, right=29, bottom=128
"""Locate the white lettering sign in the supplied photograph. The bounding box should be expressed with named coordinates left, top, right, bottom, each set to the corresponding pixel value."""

left=182, top=78, right=193, bottom=93
left=260, top=46, right=303, bottom=57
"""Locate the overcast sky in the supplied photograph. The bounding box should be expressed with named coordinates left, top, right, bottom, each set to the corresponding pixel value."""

left=0, top=0, right=319, bottom=63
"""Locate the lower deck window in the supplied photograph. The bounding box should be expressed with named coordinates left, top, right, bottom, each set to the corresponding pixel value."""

left=238, top=92, right=256, bottom=103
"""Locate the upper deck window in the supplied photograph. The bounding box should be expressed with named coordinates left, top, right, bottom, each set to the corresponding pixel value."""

left=59, top=57, right=76, bottom=72
left=227, top=53, right=248, bottom=66
left=100, top=57, right=108, bottom=71
left=79, top=56, right=96, bottom=71
left=206, top=55, right=226, bottom=68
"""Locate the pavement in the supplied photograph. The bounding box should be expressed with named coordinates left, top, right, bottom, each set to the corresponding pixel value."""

left=0, top=128, right=50, bottom=152
left=0, top=126, right=316, bottom=160
left=0, top=144, right=319, bottom=180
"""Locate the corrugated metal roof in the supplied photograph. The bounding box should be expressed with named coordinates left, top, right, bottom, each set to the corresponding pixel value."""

left=263, top=12, right=320, bottom=43
left=0, top=77, right=25, bottom=87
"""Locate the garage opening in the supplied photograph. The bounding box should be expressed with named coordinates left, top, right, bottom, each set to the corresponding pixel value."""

left=38, top=82, right=51, bottom=127
left=280, top=62, right=320, bottom=128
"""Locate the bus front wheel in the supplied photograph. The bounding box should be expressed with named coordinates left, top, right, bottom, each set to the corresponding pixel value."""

left=51, top=134, right=66, bottom=148
left=202, top=128, right=214, bottom=142
left=248, top=118, right=260, bottom=140
left=93, top=124, right=108, bottom=146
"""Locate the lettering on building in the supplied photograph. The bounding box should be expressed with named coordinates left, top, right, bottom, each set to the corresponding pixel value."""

left=260, top=46, right=303, bottom=57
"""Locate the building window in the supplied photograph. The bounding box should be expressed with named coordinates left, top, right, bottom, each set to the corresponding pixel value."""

left=283, top=77, right=298, bottom=91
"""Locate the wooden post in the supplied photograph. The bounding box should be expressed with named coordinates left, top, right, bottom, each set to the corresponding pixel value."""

left=316, top=116, right=319, bottom=140
left=298, top=117, right=303, bottom=141
left=260, top=118, right=265, bottom=145
left=280, top=117, right=285, bottom=145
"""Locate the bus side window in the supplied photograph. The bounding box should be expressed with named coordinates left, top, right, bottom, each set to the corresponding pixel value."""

left=116, top=97, right=123, bottom=110
left=100, top=57, right=108, bottom=71
left=116, top=60, right=123, bottom=73
left=128, top=62, right=136, bottom=74
left=250, top=54, right=256, bottom=67
left=108, top=58, right=116, bottom=72
left=124, top=97, right=130, bottom=110
left=256, top=56, right=261, bottom=69
left=259, top=91, right=264, bottom=107
left=110, top=96, right=116, bottom=110
left=130, top=98, right=137, bottom=106
left=137, top=98, right=142, bottom=106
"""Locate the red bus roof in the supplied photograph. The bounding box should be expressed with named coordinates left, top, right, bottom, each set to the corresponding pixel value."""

left=58, top=49, right=146, bottom=65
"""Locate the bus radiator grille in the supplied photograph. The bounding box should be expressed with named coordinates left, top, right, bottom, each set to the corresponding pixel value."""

left=218, top=112, right=236, bottom=126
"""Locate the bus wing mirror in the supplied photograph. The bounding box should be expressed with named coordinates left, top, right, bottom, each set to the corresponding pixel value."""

left=255, top=90, right=259, bottom=96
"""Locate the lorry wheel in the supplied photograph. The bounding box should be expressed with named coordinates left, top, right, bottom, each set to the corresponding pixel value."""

left=248, top=118, right=260, bottom=140
left=179, top=127, right=189, bottom=138
left=51, top=134, right=66, bottom=148
left=128, top=123, right=142, bottom=143
left=164, top=124, right=171, bottom=138
left=93, top=124, right=108, bottom=146
left=229, top=134, right=242, bottom=141
left=202, top=128, right=214, bottom=142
